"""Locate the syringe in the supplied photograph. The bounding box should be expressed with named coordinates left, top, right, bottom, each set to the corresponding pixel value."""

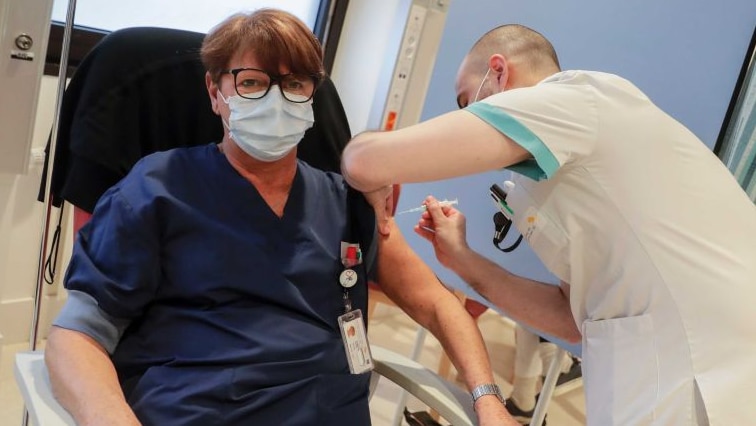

left=396, top=198, right=459, bottom=215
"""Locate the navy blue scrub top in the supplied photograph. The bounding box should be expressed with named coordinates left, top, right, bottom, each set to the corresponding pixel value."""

left=57, top=144, right=375, bottom=425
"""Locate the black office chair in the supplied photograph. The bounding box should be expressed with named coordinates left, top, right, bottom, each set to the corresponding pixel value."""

left=40, top=26, right=350, bottom=213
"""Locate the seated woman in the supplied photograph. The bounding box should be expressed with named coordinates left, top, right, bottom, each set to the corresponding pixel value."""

left=44, top=9, right=515, bottom=426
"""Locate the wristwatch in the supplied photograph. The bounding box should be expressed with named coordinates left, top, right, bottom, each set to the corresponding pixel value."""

left=470, top=383, right=505, bottom=405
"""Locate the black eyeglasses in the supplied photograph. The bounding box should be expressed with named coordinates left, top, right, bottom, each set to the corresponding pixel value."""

left=220, top=67, right=318, bottom=103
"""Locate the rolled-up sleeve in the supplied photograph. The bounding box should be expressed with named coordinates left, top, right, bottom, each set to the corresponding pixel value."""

left=466, top=81, right=598, bottom=181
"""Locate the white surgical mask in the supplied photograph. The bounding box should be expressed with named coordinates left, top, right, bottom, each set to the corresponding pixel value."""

left=219, top=88, right=314, bottom=162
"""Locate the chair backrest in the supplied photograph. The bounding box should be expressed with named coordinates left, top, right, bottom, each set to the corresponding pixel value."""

left=43, top=26, right=351, bottom=213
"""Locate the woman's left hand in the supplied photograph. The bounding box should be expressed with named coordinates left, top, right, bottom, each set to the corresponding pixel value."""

left=363, top=185, right=394, bottom=235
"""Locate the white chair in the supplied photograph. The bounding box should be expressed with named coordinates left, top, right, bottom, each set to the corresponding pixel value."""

left=14, top=351, right=75, bottom=426
left=15, top=346, right=476, bottom=426
left=370, top=345, right=476, bottom=426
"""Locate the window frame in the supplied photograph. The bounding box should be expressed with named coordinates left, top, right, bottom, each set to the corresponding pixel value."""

left=44, top=0, right=349, bottom=77
left=714, top=24, right=756, bottom=201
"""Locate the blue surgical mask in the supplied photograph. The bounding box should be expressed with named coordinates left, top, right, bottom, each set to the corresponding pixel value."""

left=219, top=88, right=314, bottom=162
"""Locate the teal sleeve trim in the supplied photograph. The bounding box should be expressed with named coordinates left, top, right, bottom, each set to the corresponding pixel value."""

left=466, top=102, right=560, bottom=180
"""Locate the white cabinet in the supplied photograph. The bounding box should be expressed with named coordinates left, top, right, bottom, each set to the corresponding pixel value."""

left=0, top=0, right=55, bottom=174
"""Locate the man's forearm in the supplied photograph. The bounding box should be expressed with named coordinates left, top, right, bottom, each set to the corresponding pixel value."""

left=451, top=248, right=581, bottom=343
left=45, top=327, right=141, bottom=426
left=342, top=111, right=532, bottom=194
left=340, top=131, right=390, bottom=193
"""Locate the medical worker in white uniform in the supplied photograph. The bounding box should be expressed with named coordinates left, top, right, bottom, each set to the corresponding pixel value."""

left=342, top=24, right=756, bottom=425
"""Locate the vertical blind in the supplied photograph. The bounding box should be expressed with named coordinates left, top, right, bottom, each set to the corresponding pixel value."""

left=718, top=28, right=756, bottom=203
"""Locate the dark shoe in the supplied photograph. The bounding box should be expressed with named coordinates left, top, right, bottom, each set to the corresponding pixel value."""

left=505, top=397, right=546, bottom=426
left=403, top=408, right=445, bottom=426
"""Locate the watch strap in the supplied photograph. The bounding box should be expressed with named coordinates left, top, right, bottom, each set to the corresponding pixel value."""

left=470, top=383, right=505, bottom=404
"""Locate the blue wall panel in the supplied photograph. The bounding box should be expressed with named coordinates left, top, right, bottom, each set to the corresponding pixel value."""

left=396, top=0, right=755, bottom=350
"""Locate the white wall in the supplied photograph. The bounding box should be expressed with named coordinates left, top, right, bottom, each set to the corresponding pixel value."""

left=330, top=0, right=408, bottom=134
left=0, top=75, right=72, bottom=344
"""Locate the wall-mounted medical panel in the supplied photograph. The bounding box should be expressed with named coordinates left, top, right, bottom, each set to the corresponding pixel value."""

left=369, top=0, right=451, bottom=131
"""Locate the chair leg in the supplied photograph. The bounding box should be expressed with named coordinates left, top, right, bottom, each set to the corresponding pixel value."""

left=367, top=297, right=377, bottom=319
left=368, top=371, right=381, bottom=399
left=391, top=327, right=429, bottom=426
left=531, top=347, right=566, bottom=426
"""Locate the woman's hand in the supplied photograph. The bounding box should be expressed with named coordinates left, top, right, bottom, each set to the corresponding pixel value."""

left=362, top=185, right=394, bottom=235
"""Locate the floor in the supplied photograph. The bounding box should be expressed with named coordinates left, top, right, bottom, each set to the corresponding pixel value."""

left=1, top=304, right=585, bottom=425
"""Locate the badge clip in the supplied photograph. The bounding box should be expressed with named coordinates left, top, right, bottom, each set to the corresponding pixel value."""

left=340, top=242, right=362, bottom=268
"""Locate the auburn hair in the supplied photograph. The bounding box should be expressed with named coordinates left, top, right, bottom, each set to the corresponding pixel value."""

left=201, top=9, right=325, bottom=83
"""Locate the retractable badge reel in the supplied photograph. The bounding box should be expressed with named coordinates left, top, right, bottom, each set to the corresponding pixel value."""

left=489, top=181, right=523, bottom=252
left=338, top=242, right=374, bottom=374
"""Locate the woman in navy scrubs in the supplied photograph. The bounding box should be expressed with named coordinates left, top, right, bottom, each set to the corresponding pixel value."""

left=44, top=9, right=514, bottom=426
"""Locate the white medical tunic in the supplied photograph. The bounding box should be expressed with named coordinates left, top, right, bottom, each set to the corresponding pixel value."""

left=466, top=71, right=756, bottom=425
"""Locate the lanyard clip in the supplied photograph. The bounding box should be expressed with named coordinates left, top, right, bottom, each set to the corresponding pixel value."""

left=342, top=291, right=352, bottom=313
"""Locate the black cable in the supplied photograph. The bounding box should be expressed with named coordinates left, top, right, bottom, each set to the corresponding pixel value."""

left=494, top=234, right=523, bottom=253
left=492, top=211, right=523, bottom=253
left=43, top=204, right=65, bottom=285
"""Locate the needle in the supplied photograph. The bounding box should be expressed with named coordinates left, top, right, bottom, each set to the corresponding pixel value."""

left=396, top=198, right=458, bottom=215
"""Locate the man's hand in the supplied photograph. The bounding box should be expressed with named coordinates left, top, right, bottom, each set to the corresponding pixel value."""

left=413, top=195, right=470, bottom=271
left=363, top=185, right=394, bottom=235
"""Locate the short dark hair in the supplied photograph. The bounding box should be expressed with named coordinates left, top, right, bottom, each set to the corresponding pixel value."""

left=469, top=24, right=560, bottom=73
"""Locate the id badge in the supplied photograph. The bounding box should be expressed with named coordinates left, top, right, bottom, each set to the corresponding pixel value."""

left=337, top=309, right=374, bottom=374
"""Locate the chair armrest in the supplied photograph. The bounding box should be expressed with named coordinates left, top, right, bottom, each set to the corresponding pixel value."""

left=15, top=347, right=477, bottom=425
left=371, top=345, right=476, bottom=426
left=14, top=351, right=76, bottom=426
